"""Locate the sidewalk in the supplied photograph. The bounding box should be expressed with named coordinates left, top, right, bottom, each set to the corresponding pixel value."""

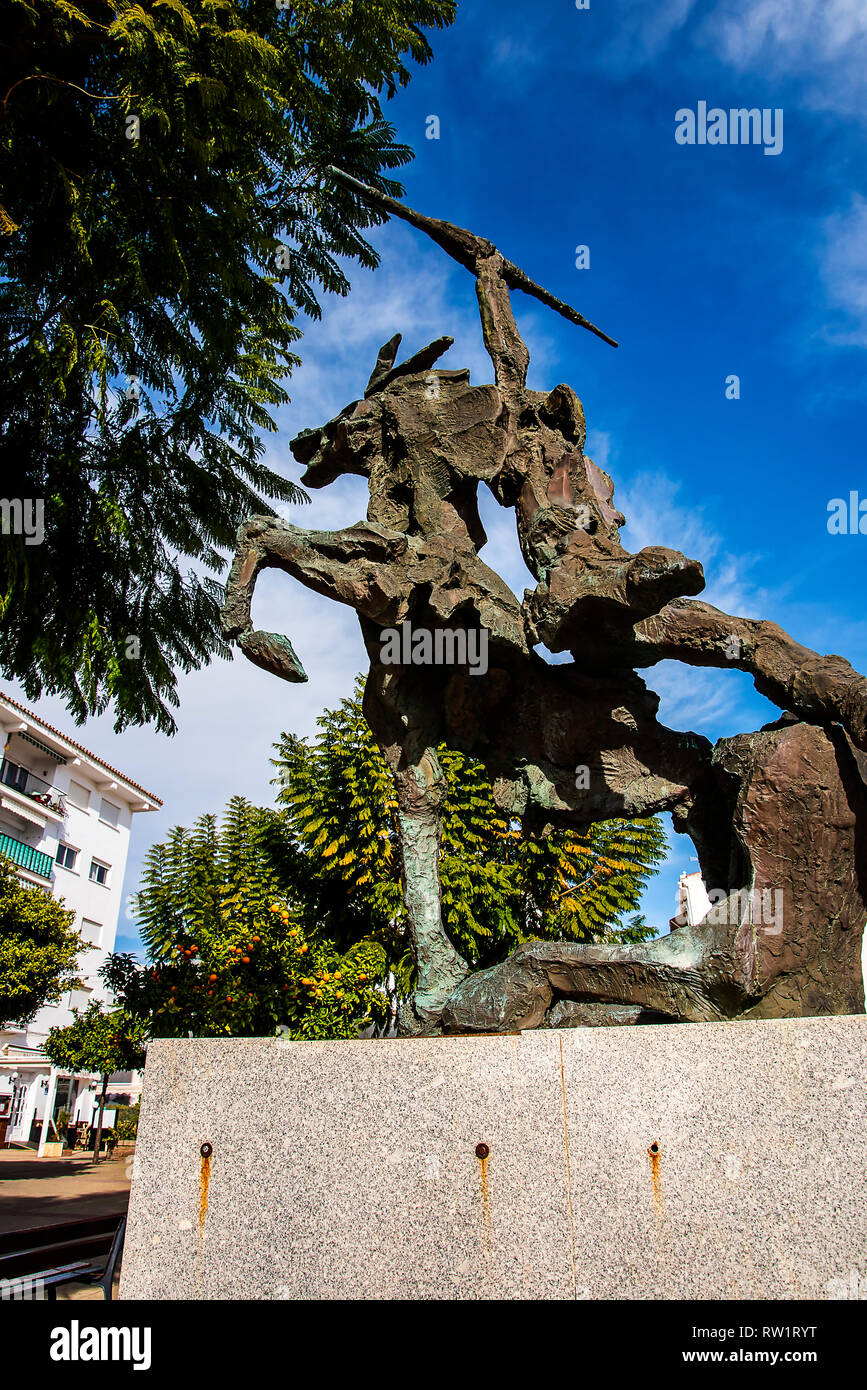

left=0, top=1147, right=131, bottom=1232
left=0, top=1148, right=131, bottom=1300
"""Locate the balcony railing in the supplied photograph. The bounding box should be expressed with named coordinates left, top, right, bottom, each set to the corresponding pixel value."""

left=0, top=832, right=54, bottom=881
left=0, top=758, right=65, bottom=816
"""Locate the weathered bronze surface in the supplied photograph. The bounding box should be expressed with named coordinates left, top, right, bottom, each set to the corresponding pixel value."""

left=222, top=175, right=867, bottom=1035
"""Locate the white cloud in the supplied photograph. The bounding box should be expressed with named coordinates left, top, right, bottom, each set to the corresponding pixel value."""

left=644, top=660, right=772, bottom=738
left=267, top=220, right=494, bottom=452
left=585, top=427, right=612, bottom=474
left=3, top=573, right=370, bottom=953
left=476, top=490, right=532, bottom=601
left=819, top=195, right=867, bottom=347
left=698, top=0, right=867, bottom=119
left=606, top=462, right=784, bottom=738
left=595, top=0, right=867, bottom=116
left=598, top=0, right=698, bottom=72
left=486, top=425, right=781, bottom=738
left=488, top=34, right=544, bottom=75
left=700, top=0, right=867, bottom=81
left=616, top=468, right=771, bottom=617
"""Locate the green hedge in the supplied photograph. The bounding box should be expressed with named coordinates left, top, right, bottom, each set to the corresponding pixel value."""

left=114, top=1103, right=140, bottom=1141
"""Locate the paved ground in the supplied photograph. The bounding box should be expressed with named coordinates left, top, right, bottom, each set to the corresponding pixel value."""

left=0, top=1146, right=131, bottom=1299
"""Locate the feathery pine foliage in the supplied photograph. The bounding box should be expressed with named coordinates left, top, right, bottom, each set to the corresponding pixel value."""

left=0, top=0, right=455, bottom=732
left=269, top=690, right=405, bottom=950
left=115, top=794, right=387, bottom=1038
left=272, top=679, right=663, bottom=994
left=113, top=689, right=664, bottom=1038
left=0, top=856, right=82, bottom=1022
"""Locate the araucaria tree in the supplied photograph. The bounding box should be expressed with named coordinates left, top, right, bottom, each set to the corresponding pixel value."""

left=0, top=0, right=455, bottom=732
left=0, top=856, right=82, bottom=1022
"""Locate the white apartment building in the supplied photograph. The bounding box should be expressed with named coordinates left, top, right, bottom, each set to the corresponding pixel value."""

left=671, top=870, right=713, bottom=930
left=0, top=691, right=161, bottom=1150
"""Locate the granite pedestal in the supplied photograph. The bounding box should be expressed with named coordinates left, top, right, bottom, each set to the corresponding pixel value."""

left=120, top=1015, right=867, bottom=1300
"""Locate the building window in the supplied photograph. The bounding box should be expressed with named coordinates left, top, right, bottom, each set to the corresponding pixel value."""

left=1, top=759, right=29, bottom=794
left=80, top=918, right=102, bottom=946
left=55, top=843, right=78, bottom=871
left=67, top=780, right=91, bottom=812
left=89, top=858, right=110, bottom=887
left=99, top=797, right=121, bottom=829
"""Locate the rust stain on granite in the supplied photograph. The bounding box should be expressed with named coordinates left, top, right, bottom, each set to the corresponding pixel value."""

left=647, top=1141, right=664, bottom=1220
left=199, top=1144, right=212, bottom=1231
left=476, top=1142, right=492, bottom=1245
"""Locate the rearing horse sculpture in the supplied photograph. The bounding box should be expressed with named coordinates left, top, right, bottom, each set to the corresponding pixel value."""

left=222, top=171, right=867, bottom=1035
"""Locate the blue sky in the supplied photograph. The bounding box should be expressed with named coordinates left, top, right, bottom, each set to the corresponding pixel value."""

left=8, top=0, right=867, bottom=949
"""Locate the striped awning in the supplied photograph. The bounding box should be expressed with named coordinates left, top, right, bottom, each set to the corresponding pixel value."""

left=0, top=793, right=47, bottom=828
left=17, top=732, right=65, bottom=762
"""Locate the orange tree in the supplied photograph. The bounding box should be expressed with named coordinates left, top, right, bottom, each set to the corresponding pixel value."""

left=103, top=795, right=386, bottom=1039
left=0, top=856, right=82, bottom=1022
left=44, top=1000, right=147, bottom=1157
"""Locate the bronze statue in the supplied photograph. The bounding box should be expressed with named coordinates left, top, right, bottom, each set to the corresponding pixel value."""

left=222, top=172, right=867, bottom=1035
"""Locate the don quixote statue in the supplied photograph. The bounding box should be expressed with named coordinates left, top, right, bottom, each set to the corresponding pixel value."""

left=221, top=170, right=867, bottom=1036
